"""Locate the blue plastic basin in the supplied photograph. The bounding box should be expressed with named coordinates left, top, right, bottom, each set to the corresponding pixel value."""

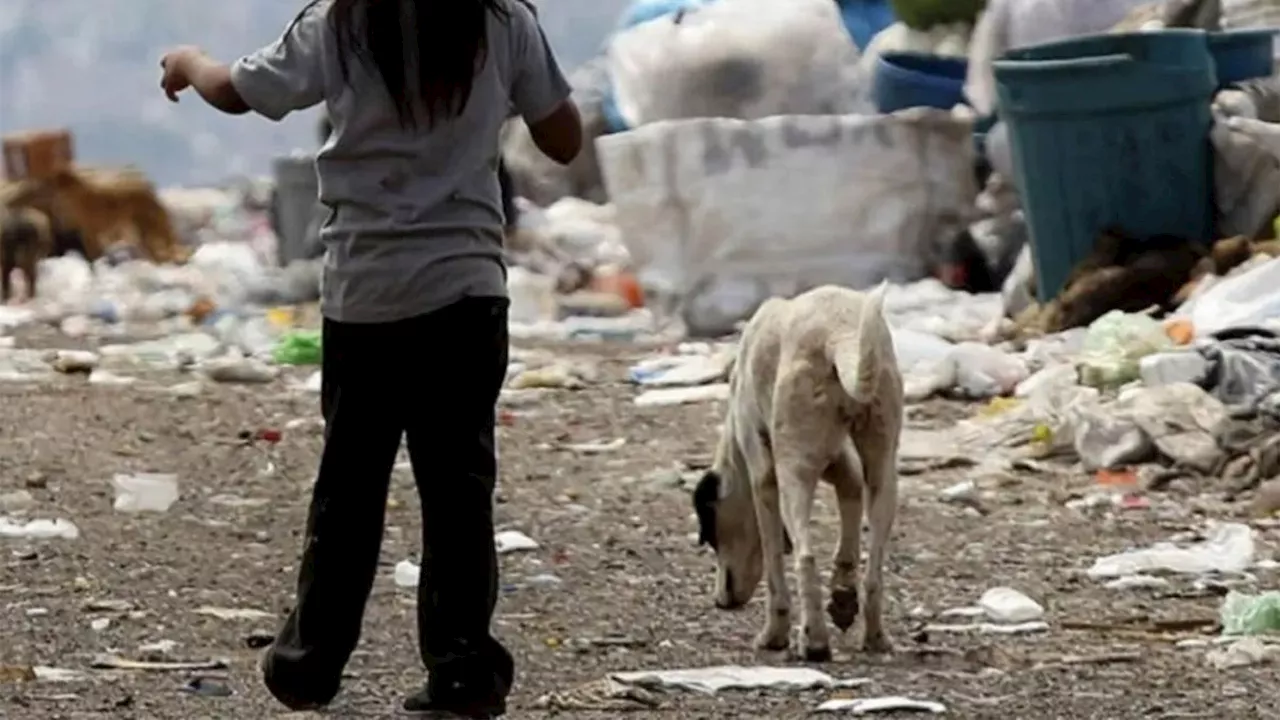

left=1209, top=29, right=1277, bottom=86
left=873, top=52, right=968, bottom=113
left=993, top=30, right=1216, bottom=303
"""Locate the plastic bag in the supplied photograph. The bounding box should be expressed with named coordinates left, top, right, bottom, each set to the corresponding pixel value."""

left=607, top=0, right=863, bottom=128
left=1222, top=590, right=1280, bottom=635
left=1087, top=522, right=1256, bottom=579
left=272, top=330, right=322, bottom=366
left=508, top=267, right=559, bottom=325
left=1176, top=256, right=1280, bottom=337
left=112, top=473, right=180, bottom=513
left=949, top=342, right=1029, bottom=397
left=1077, top=311, right=1174, bottom=388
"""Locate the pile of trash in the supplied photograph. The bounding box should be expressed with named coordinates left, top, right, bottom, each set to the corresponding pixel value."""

left=885, top=254, right=1280, bottom=507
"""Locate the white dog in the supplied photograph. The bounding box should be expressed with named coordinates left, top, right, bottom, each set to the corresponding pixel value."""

left=693, top=283, right=903, bottom=660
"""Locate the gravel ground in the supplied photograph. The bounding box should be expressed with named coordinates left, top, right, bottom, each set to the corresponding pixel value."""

left=2, top=334, right=1279, bottom=719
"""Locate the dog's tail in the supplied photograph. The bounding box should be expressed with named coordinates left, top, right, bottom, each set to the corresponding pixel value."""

left=830, top=281, right=889, bottom=404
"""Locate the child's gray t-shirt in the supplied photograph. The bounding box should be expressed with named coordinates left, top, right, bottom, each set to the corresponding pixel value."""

left=230, top=0, right=571, bottom=323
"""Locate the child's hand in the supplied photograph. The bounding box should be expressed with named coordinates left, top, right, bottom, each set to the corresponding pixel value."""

left=159, top=46, right=202, bottom=101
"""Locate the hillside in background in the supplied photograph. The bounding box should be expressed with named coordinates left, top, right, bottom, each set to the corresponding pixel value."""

left=0, top=0, right=628, bottom=187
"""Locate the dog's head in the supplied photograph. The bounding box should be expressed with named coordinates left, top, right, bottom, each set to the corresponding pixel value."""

left=693, top=468, right=763, bottom=610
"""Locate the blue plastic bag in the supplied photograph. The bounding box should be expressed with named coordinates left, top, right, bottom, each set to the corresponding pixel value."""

left=837, top=0, right=897, bottom=50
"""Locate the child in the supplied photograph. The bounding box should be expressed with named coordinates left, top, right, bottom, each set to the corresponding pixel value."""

left=159, top=1, right=581, bottom=716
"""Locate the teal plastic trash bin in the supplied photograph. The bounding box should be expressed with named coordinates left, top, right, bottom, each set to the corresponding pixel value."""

left=993, top=30, right=1217, bottom=303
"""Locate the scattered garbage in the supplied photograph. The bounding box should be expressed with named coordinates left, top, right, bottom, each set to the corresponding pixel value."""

left=1139, top=351, right=1209, bottom=387
left=395, top=531, right=540, bottom=588
left=1087, top=523, right=1256, bottom=580
left=182, top=677, right=234, bottom=697
left=508, top=363, right=589, bottom=390
left=978, top=587, right=1045, bottom=624
left=1077, top=311, right=1174, bottom=389
left=629, top=350, right=733, bottom=387
left=1221, top=590, right=1280, bottom=636
left=49, top=349, right=99, bottom=374
left=923, top=620, right=1049, bottom=635
left=816, top=696, right=948, bottom=714
left=199, top=354, right=280, bottom=384
left=1104, top=575, right=1171, bottom=591
left=91, top=655, right=228, bottom=672
left=193, top=606, right=274, bottom=622
left=561, top=437, right=627, bottom=454
left=1206, top=637, right=1280, bottom=669
left=111, top=473, right=179, bottom=513
left=1177, top=256, right=1280, bottom=338
left=610, top=666, right=866, bottom=694
left=634, top=384, right=731, bottom=407
left=1197, top=330, right=1280, bottom=415
left=272, top=329, right=321, bottom=365
left=0, top=490, right=35, bottom=512
left=496, top=530, right=541, bottom=554
left=0, top=517, right=80, bottom=540
left=394, top=560, right=421, bottom=588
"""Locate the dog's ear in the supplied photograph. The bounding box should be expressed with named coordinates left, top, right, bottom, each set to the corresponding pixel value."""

left=692, top=471, right=720, bottom=550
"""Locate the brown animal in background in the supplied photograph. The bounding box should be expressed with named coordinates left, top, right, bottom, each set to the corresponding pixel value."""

left=0, top=206, right=53, bottom=303
left=1035, top=230, right=1207, bottom=333
left=1173, top=236, right=1280, bottom=304
left=20, top=169, right=188, bottom=265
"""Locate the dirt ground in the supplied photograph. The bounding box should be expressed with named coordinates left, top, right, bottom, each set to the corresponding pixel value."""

left=2, top=333, right=1279, bottom=719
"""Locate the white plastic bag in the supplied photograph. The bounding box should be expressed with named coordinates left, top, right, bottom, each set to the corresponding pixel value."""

left=1175, top=256, right=1280, bottom=336
left=1087, top=522, right=1256, bottom=578
left=507, top=267, right=559, bottom=325
left=112, top=473, right=180, bottom=513
left=607, top=0, right=863, bottom=128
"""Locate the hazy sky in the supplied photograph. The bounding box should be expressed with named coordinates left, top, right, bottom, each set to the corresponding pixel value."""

left=0, top=0, right=629, bottom=186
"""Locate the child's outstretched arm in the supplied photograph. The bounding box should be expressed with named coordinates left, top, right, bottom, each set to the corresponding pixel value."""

left=161, top=4, right=326, bottom=122
left=160, top=47, right=250, bottom=115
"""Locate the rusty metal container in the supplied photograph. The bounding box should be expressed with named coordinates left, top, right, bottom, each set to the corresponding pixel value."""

left=3, top=129, right=75, bottom=181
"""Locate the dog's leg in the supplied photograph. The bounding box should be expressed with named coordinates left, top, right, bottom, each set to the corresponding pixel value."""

left=777, top=457, right=829, bottom=662
left=825, top=449, right=864, bottom=634
left=0, top=260, right=11, bottom=303
left=856, top=434, right=898, bottom=654
left=22, top=253, right=37, bottom=301
left=0, top=246, right=14, bottom=304
left=746, top=433, right=790, bottom=652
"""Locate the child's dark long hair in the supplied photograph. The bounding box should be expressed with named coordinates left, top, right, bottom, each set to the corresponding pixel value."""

left=302, top=0, right=508, bottom=129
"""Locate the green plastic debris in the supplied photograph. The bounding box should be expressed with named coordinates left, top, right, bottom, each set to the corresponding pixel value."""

left=1076, top=311, right=1173, bottom=389
left=272, top=330, right=322, bottom=366
left=1221, top=590, right=1280, bottom=636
